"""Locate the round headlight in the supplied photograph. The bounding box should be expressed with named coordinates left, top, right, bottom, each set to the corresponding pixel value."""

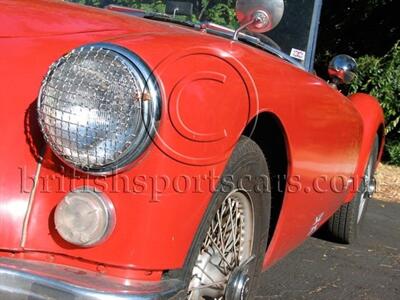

left=54, top=188, right=115, bottom=247
left=38, top=43, right=161, bottom=174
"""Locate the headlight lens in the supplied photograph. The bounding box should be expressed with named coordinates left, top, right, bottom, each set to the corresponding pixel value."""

left=38, top=43, right=161, bottom=174
left=54, top=188, right=115, bottom=247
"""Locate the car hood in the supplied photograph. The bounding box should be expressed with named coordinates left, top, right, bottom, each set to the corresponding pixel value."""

left=0, top=0, right=189, bottom=38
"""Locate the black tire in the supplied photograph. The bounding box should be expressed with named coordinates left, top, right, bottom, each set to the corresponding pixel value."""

left=327, top=136, right=379, bottom=244
left=172, top=136, right=271, bottom=299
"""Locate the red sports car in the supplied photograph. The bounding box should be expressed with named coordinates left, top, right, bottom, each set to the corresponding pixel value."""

left=0, top=0, right=385, bottom=299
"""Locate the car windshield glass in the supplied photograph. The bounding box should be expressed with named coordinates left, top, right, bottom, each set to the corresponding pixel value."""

left=69, top=0, right=318, bottom=68
left=267, top=0, right=318, bottom=68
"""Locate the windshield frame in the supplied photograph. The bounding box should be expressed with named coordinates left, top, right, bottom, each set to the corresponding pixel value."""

left=303, top=0, right=323, bottom=72
left=104, top=0, right=323, bottom=72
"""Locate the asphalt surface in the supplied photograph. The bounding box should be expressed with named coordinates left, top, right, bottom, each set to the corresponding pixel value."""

left=255, top=200, right=400, bottom=299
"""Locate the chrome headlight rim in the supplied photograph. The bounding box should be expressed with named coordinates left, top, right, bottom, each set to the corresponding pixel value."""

left=37, top=43, right=162, bottom=176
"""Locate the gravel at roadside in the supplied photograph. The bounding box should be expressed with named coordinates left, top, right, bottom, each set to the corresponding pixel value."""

left=375, top=164, right=400, bottom=203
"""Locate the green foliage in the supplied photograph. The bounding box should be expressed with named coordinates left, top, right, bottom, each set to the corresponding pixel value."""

left=71, top=0, right=166, bottom=12
left=74, top=0, right=102, bottom=6
left=198, top=0, right=237, bottom=28
left=70, top=0, right=237, bottom=27
left=350, top=42, right=400, bottom=134
left=206, top=3, right=237, bottom=28
left=387, top=142, right=400, bottom=166
left=350, top=42, right=400, bottom=165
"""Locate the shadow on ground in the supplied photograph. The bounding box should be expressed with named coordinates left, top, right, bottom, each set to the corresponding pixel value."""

left=256, top=200, right=400, bottom=299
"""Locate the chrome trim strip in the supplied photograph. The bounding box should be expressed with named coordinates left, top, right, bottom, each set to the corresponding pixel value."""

left=198, top=22, right=305, bottom=70
left=0, top=258, right=184, bottom=300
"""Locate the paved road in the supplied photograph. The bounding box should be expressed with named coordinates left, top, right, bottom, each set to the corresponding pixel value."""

left=256, top=200, right=400, bottom=299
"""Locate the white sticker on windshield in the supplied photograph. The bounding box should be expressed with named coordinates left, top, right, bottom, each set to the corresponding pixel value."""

left=290, top=48, right=306, bottom=61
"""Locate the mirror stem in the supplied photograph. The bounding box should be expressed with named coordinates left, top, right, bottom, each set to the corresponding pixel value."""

left=233, top=19, right=254, bottom=41
left=233, top=10, right=270, bottom=41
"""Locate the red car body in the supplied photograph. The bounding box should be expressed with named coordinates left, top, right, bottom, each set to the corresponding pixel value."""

left=0, top=0, right=385, bottom=297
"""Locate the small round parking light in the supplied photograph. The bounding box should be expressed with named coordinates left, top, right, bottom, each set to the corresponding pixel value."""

left=54, top=188, right=115, bottom=247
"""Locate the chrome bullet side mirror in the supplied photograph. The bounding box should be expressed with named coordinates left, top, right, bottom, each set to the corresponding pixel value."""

left=328, top=54, right=358, bottom=85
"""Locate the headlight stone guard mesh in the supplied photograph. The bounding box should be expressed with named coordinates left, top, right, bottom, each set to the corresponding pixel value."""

left=38, top=44, right=161, bottom=174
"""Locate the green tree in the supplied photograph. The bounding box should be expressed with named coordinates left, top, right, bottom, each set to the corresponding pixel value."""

left=350, top=42, right=400, bottom=165
left=73, top=0, right=102, bottom=6
left=198, top=0, right=237, bottom=28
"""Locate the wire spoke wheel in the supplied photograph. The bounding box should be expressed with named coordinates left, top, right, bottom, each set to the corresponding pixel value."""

left=188, top=190, right=254, bottom=299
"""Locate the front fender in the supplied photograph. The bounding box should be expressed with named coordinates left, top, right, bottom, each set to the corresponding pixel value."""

left=345, top=93, right=385, bottom=202
left=17, top=35, right=257, bottom=273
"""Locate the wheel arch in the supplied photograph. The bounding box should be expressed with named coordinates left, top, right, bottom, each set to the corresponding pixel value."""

left=242, top=112, right=290, bottom=245
left=345, top=93, right=385, bottom=202
left=377, top=123, right=385, bottom=164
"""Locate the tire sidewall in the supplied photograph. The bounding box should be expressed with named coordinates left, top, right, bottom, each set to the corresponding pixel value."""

left=357, top=137, right=379, bottom=221
left=181, top=137, right=271, bottom=299
left=352, top=136, right=380, bottom=240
